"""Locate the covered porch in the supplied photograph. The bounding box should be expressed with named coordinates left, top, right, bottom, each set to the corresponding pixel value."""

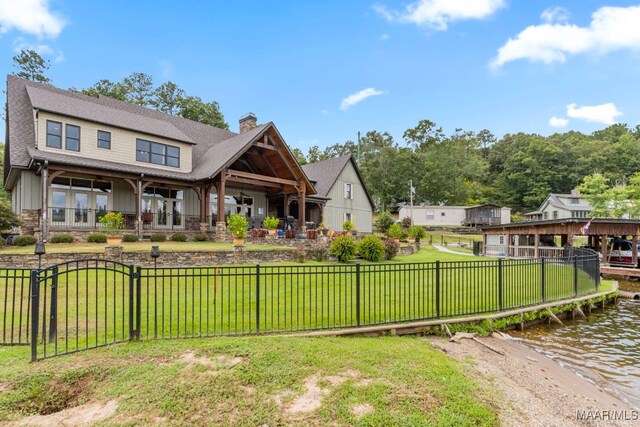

left=481, top=218, right=640, bottom=264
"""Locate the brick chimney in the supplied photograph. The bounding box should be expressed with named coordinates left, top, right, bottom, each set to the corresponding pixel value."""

left=239, top=113, right=257, bottom=133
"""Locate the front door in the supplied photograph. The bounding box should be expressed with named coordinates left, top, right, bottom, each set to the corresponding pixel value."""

left=51, top=191, right=67, bottom=225
left=73, top=192, right=89, bottom=226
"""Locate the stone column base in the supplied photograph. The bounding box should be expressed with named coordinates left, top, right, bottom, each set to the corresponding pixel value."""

left=104, top=246, right=124, bottom=260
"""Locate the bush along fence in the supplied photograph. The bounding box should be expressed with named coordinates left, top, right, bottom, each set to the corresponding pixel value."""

left=0, top=253, right=600, bottom=361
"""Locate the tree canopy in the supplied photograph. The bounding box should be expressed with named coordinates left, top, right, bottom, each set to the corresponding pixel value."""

left=12, top=50, right=51, bottom=84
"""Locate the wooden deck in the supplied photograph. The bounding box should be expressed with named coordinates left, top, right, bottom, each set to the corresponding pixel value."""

left=601, top=265, right=640, bottom=278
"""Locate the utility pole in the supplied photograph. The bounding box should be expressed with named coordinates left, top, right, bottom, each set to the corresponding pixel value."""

left=357, top=131, right=361, bottom=165
left=409, top=179, right=415, bottom=226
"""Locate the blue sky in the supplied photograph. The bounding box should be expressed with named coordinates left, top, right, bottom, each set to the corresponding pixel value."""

left=2, top=1, right=640, bottom=151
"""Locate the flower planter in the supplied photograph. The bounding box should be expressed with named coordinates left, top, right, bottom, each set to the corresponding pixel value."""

left=107, top=236, right=122, bottom=246
left=233, top=238, right=245, bottom=247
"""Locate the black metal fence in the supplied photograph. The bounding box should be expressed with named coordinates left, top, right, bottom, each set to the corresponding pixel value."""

left=0, top=253, right=600, bottom=360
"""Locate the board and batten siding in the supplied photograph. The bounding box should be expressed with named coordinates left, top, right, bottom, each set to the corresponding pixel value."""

left=323, top=162, right=373, bottom=233
left=12, top=170, right=42, bottom=213
left=36, top=111, right=193, bottom=174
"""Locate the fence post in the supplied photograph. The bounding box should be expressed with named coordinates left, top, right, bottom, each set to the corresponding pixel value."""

left=136, top=266, right=142, bottom=340
left=541, top=258, right=546, bottom=303
left=30, top=270, right=40, bottom=362
left=498, top=258, right=503, bottom=311
left=356, top=263, right=361, bottom=326
left=256, top=264, right=260, bottom=333
left=573, top=256, right=578, bottom=297
left=435, top=261, right=441, bottom=318
left=129, top=265, right=135, bottom=341
left=48, top=266, right=58, bottom=343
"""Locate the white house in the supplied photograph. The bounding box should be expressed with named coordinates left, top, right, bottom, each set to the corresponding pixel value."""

left=523, top=190, right=592, bottom=221
left=399, top=204, right=511, bottom=227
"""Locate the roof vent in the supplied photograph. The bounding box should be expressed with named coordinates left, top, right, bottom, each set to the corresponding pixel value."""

left=239, top=113, right=257, bottom=133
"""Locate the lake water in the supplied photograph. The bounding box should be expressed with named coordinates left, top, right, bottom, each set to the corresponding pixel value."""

left=512, top=298, right=640, bottom=409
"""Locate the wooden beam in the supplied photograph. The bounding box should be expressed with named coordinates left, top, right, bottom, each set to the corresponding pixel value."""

left=299, top=182, right=306, bottom=230
left=226, top=169, right=298, bottom=187
left=633, top=235, right=638, bottom=266
left=216, top=172, right=226, bottom=224
left=227, top=176, right=282, bottom=189
left=253, top=141, right=278, bottom=151
left=601, top=234, right=608, bottom=263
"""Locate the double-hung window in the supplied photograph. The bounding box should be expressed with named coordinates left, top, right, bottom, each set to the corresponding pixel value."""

left=136, top=139, right=180, bottom=167
left=46, top=120, right=62, bottom=149
left=65, top=124, right=80, bottom=151
left=97, top=130, right=111, bottom=149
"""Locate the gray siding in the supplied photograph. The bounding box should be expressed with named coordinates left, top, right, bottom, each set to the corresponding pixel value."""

left=323, top=162, right=373, bottom=232
left=18, top=170, right=41, bottom=212
left=111, top=180, right=135, bottom=212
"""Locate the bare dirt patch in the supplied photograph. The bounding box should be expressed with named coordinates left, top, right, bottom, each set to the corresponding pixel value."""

left=13, top=400, right=118, bottom=427
left=178, top=350, right=245, bottom=370
left=352, top=403, right=374, bottom=419
left=0, top=381, right=11, bottom=392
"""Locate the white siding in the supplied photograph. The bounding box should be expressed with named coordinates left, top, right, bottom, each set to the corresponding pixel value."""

left=36, top=111, right=193, bottom=174
left=500, top=207, right=512, bottom=224
left=400, top=206, right=467, bottom=226
left=322, top=162, right=373, bottom=232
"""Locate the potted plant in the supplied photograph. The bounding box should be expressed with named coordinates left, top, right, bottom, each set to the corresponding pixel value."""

left=343, top=220, right=356, bottom=236
left=263, top=216, right=279, bottom=236
left=387, top=223, right=403, bottom=243
left=98, top=212, right=125, bottom=246
left=317, top=223, right=327, bottom=236
left=407, top=225, right=426, bottom=243
left=227, top=214, right=248, bottom=247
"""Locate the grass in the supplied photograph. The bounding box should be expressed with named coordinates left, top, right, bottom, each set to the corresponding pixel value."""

left=0, top=336, right=501, bottom=426
left=0, top=241, right=292, bottom=254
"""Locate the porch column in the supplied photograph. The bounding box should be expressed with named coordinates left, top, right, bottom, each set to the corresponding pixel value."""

left=504, top=232, right=510, bottom=258
left=137, top=179, right=142, bottom=240
left=534, top=233, right=540, bottom=258
left=601, top=234, right=608, bottom=263
left=482, top=233, right=487, bottom=256
left=41, top=165, right=48, bottom=242
left=298, top=183, right=306, bottom=231
left=216, top=172, right=226, bottom=226
left=633, top=235, right=638, bottom=266
left=284, top=193, right=290, bottom=217
left=566, top=233, right=574, bottom=246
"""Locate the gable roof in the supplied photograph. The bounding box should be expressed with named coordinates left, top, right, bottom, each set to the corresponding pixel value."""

left=524, top=193, right=593, bottom=216
left=4, top=75, right=314, bottom=192
left=301, top=154, right=375, bottom=209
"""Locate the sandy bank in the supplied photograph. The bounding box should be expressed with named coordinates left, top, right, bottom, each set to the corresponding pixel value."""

left=427, top=335, right=636, bottom=426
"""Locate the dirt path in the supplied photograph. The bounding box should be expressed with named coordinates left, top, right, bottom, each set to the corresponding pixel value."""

left=426, top=335, right=636, bottom=426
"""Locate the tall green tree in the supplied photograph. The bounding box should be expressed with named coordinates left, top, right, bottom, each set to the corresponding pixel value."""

left=12, top=50, right=51, bottom=84
left=151, top=81, right=185, bottom=115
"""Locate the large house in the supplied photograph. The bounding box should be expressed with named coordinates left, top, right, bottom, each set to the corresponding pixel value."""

left=523, top=190, right=592, bottom=221
left=3, top=75, right=373, bottom=240
left=398, top=204, right=511, bottom=227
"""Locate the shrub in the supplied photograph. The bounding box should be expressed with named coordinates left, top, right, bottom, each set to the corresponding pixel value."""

left=87, top=233, right=107, bottom=243
left=13, top=235, right=37, bottom=246
left=122, top=234, right=138, bottom=243
left=377, top=211, right=394, bottom=234
left=0, top=236, right=5, bottom=246
left=308, top=244, right=329, bottom=262
left=0, top=199, right=20, bottom=231
left=357, top=235, right=385, bottom=262
left=227, top=214, right=248, bottom=239
left=194, top=233, right=207, bottom=242
left=388, top=223, right=403, bottom=239
left=383, top=238, right=400, bottom=260
left=408, top=225, right=426, bottom=240
left=342, top=220, right=355, bottom=232
left=263, top=216, right=279, bottom=230
left=150, top=233, right=166, bottom=242
left=329, top=235, right=357, bottom=263
left=50, top=234, right=74, bottom=243
left=171, top=233, right=187, bottom=242
left=400, top=216, right=412, bottom=229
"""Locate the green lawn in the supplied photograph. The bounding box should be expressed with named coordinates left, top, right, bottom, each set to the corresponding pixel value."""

left=0, top=241, right=297, bottom=254
left=0, top=336, right=500, bottom=426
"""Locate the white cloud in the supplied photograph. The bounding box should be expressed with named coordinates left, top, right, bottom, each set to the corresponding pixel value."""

left=380, top=33, right=390, bottom=41
left=492, top=5, right=640, bottom=69
left=566, top=103, right=622, bottom=125
left=540, top=7, right=570, bottom=24
left=549, top=116, right=569, bottom=128
left=340, top=88, right=384, bottom=111
left=13, top=37, right=64, bottom=62
left=0, top=0, right=65, bottom=38
left=374, top=0, right=505, bottom=31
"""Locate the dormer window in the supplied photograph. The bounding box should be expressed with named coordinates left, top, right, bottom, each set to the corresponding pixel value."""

left=46, top=120, right=62, bottom=149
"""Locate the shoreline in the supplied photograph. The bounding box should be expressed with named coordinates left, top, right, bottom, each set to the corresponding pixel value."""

left=427, top=334, right=637, bottom=426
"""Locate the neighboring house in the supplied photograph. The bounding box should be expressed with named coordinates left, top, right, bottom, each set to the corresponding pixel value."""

left=301, top=155, right=374, bottom=233
left=523, top=190, right=592, bottom=221
left=398, top=204, right=511, bottom=227
left=3, top=75, right=373, bottom=240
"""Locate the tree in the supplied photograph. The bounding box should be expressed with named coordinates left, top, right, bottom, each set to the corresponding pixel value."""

left=291, top=148, right=307, bottom=165
left=78, top=79, right=129, bottom=101
left=578, top=174, right=611, bottom=217
left=0, top=199, right=20, bottom=231
left=177, top=95, right=228, bottom=129
left=12, top=50, right=51, bottom=84
left=122, top=72, right=154, bottom=106
left=151, top=81, right=185, bottom=115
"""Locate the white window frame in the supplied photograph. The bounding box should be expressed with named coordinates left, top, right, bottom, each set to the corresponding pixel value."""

left=426, top=210, right=434, bottom=220
left=344, top=212, right=352, bottom=222
left=344, top=183, right=353, bottom=199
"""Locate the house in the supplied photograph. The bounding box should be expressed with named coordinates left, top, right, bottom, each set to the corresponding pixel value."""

left=3, top=75, right=373, bottom=240
left=301, top=155, right=375, bottom=233
left=523, top=190, right=592, bottom=221
left=398, top=204, right=511, bottom=227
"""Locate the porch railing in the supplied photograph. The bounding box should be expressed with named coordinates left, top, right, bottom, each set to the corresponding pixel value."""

left=45, top=208, right=202, bottom=232
left=485, top=245, right=566, bottom=259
